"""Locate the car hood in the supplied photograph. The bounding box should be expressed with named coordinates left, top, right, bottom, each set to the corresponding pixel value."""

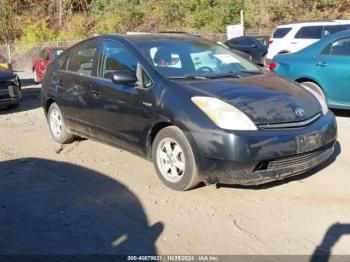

left=182, top=73, right=321, bottom=125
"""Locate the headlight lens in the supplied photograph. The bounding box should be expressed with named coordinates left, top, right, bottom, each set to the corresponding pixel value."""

left=302, top=85, right=328, bottom=115
left=191, top=96, right=257, bottom=131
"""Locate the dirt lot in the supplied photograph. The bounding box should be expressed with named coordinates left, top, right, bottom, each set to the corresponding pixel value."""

left=1, top=71, right=350, bottom=256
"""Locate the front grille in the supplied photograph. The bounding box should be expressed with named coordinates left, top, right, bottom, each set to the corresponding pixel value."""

left=255, top=143, right=333, bottom=171
left=259, top=113, right=322, bottom=130
left=0, top=88, right=10, bottom=100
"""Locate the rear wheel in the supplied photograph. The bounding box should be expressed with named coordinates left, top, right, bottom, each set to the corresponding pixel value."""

left=152, top=126, right=200, bottom=191
left=48, top=103, right=75, bottom=144
left=301, top=81, right=326, bottom=100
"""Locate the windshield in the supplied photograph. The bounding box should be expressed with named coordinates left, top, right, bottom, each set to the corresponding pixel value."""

left=133, top=38, right=260, bottom=79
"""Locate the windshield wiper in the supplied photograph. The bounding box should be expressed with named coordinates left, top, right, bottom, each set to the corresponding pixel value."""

left=201, top=72, right=239, bottom=79
left=168, top=75, right=210, bottom=80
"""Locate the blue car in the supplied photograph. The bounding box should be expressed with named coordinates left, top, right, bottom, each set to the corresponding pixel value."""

left=270, top=30, right=350, bottom=110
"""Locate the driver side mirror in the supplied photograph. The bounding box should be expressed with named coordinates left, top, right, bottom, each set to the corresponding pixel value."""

left=111, top=70, right=137, bottom=85
left=251, top=44, right=258, bottom=49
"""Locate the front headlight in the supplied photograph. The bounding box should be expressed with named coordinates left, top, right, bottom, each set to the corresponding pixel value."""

left=191, top=96, right=257, bottom=131
left=302, top=85, right=328, bottom=115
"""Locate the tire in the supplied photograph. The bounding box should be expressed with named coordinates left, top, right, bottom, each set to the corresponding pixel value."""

left=33, top=69, right=40, bottom=84
left=7, top=103, right=19, bottom=110
left=48, top=103, right=75, bottom=144
left=301, top=81, right=326, bottom=101
left=152, top=126, right=200, bottom=191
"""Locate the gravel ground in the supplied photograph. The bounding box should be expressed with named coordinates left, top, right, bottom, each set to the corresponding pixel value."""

left=0, top=71, right=349, bottom=256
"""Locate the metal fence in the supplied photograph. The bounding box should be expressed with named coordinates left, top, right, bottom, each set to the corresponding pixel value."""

left=0, top=29, right=274, bottom=71
left=0, top=40, right=80, bottom=71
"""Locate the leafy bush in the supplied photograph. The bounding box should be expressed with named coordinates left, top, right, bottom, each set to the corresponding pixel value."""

left=19, top=22, right=60, bottom=43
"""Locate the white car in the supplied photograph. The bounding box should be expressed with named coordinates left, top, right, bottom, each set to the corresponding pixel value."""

left=266, top=20, right=350, bottom=59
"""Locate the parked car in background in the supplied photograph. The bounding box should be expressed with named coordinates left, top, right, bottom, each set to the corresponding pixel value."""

left=0, top=68, right=21, bottom=109
left=267, top=20, right=350, bottom=59
left=225, top=36, right=267, bottom=66
left=32, top=47, right=65, bottom=83
left=269, top=30, right=350, bottom=110
left=42, top=33, right=337, bottom=191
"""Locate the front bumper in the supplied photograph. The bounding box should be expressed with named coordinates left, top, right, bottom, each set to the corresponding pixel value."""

left=0, top=84, right=21, bottom=106
left=191, top=112, right=337, bottom=185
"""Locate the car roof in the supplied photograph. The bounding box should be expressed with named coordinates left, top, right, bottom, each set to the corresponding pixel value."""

left=278, top=20, right=350, bottom=28
left=88, top=33, right=210, bottom=43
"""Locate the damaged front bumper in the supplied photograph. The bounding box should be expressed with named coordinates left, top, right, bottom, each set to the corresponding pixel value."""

left=192, top=111, right=337, bottom=185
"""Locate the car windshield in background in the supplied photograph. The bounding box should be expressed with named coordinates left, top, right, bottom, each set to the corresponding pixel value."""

left=134, top=39, right=260, bottom=79
left=52, top=49, right=65, bottom=58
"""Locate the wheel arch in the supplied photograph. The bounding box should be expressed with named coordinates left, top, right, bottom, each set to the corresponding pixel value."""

left=295, top=77, right=327, bottom=95
left=145, top=121, right=200, bottom=162
left=45, top=98, right=55, bottom=115
left=146, top=122, right=173, bottom=159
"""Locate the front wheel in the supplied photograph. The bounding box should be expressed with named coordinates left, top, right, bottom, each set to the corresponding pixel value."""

left=152, top=126, right=200, bottom=191
left=48, top=103, right=75, bottom=144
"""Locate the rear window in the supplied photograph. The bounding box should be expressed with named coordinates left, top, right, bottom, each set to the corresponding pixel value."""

left=295, top=26, right=322, bottom=39
left=273, top=28, right=292, bottom=38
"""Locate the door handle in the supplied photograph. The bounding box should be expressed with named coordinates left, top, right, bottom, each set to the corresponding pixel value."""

left=316, top=62, right=327, bottom=67
left=291, top=41, right=298, bottom=44
left=91, top=89, right=102, bottom=98
left=56, top=79, right=63, bottom=87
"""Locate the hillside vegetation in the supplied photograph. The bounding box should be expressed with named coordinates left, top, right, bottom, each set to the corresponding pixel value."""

left=1, top=0, right=350, bottom=43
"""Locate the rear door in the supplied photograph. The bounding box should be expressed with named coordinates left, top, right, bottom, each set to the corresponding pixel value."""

left=316, top=36, right=350, bottom=106
left=56, top=42, right=98, bottom=134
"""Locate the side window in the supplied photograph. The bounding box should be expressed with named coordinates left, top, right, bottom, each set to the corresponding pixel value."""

left=244, top=38, right=256, bottom=47
left=67, top=45, right=97, bottom=77
left=230, top=39, right=239, bottom=45
left=57, top=52, right=69, bottom=70
left=39, top=49, right=48, bottom=60
left=98, top=41, right=137, bottom=79
left=295, top=26, right=322, bottom=39
left=323, top=25, right=346, bottom=37
left=273, top=28, right=292, bottom=38
left=322, top=37, right=350, bottom=56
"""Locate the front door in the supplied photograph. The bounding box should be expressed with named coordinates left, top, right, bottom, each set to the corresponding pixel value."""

left=90, top=41, right=154, bottom=153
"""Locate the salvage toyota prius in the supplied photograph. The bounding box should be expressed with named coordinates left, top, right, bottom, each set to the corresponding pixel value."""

left=41, top=33, right=337, bottom=191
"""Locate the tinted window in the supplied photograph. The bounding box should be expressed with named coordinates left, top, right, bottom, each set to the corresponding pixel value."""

left=322, top=37, right=350, bottom=56
left=323, top=25, right=346, bottom=37
left=98, top=41, right=137, bottom=79
left=57, top=52, right=69, bottom=70
left=273, top=28, right=292, bottom=38
left=295, top=26, right=322, bottom=39
left=39, top=49, right=49, bottom=60
left=234, top=37, right=256, bottom=46
left=67, top=45, right=97, bottom=76
left=51, top=49, right=65, bottom=58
